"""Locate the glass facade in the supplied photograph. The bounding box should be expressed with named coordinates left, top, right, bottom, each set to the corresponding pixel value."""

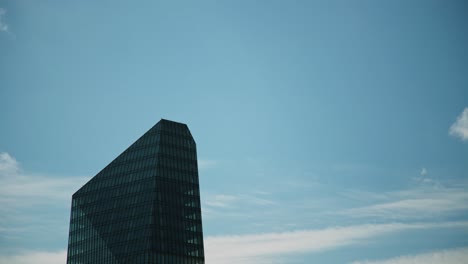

left=66, top=119, right=204, bottom=264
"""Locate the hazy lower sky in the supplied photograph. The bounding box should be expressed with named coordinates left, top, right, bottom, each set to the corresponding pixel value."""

left=1, top=1, right=467, bottom=263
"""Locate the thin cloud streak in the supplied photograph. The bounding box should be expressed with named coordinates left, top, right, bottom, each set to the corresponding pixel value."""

left=340, top=181, right=468, bottom=220
left=198, top=159, right=218, bottom=170
left=202, top=192, right=277, bottom=219
left=205, top=222, right=468, bottom=264
left=0, top=8, right=9, bottom=32
left=204, top=194, right=239, bottom=208
left=0, top=250, right=66, bottom=264
left=351, top=247, right=468, bottom=264
left=203, top=192, right=276, bottom=209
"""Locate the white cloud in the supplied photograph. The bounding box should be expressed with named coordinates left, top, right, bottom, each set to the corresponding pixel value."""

left=0, top=250, right=66, bottom=264
left=2, top=153, right=468, bottom=264
left=0, top=8, right=9, bottom=32
left=198, top=159, right=217, bottom=170
left=420, top=167, right=427, bottom=176
left=204, top=194, right=239, bottom=208
left=2, top=222, right=468, bottom=264
left=340, top=181, right=468, bottom=220
left=449, top=107, right=468, bottom=141
left=0, top=153, right=89, bottom=206
left=351, top=247, right=468, bottom=264
left=0, top=152, right=19, bottom=173
left=202, top=192, right=276, bottom=220
left=0, top=152, right=89, bottom=239
left=205, top=222, right=468, bottom=264
left=242, top=194, right=276, bottom=206
left=203, top=192, right=276, bottom=209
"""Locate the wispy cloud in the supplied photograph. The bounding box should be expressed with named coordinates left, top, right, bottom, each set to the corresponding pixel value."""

left=242, top=193, right=276, bottom=206
left=202, top=192, right=276, bottom=220
left=198, top=159, right=218, bottom=170
left=0, top=153, right=89, bottom=207
left=204, top=194, right=239, bottom=208
left=203, top=191, right=276, bottom=209
left=2, top=222, right=468, bottom=264
left=0, top=250, right=66, bottom=264
left=205, top=221, right=468, bottom=264
left=0, top=8, right=9, bottom=32
left=449, top=107, right=468, bottom=141
left=351, top=247, right=468, bottom=264
left=0, top=152, right=89, bottom=244
left=341, top=181, right=468, bottom=220
left=0, top=152, right=18, bottom=173
left=420, top=167, right=427, bottom=176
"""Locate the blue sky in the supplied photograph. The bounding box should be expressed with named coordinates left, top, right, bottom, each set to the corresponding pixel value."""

left=0, top=1, right=467, bottom=263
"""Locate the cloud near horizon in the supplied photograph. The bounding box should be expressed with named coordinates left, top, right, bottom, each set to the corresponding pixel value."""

left=0, top=152, right=89, bottom=245
left=2, top=222, right=467, bottom=264
left=2, top=152, right=468, bottom=264
left=0, top=250, right=66, bottom=264
left=351, top=247, right=468, bottom=264
left=204, top=222, right=468, bottom=264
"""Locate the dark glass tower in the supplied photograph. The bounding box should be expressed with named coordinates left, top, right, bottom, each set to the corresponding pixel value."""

left=66, top=119, right=204, bottom=264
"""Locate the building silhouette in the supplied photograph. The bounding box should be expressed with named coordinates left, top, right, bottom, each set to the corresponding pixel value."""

left=66, top=119, right=205, bottom=264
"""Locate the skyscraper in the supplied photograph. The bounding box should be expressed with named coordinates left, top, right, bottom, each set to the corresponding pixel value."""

left=66, top=119, right=204, bottom=264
